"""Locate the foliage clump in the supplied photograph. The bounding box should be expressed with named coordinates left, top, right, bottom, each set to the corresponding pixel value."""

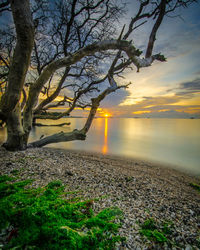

left=190, top=182, right=200, bottom=192
left=0, top=175, right=124, bottom=249
left=139, top=218, right=174, bottom=244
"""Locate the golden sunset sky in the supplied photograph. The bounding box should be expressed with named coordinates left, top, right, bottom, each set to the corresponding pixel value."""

left=2, top=0, right=198, bottom=119
left=75, top=1, right=200, bottom=118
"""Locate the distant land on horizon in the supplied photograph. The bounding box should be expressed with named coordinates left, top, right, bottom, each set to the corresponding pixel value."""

left=46, top=112, right=200, bottom=119
left=48, top=109, right=200, bottom=119
left=66, top=116, right=200, bottom=119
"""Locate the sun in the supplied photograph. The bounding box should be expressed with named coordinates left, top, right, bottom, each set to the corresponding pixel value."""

left=104, top=113, right=111, bottom=118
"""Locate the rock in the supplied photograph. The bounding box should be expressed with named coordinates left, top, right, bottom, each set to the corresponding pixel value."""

left=6, top=162, right=12, bottom=167
left=65, top=170, right=74, bottom=176
left=185, top=244, right=192, bottom=250
left=189, top=209, right=194, bottom=216
left=175, top=236, right=183, bottom=242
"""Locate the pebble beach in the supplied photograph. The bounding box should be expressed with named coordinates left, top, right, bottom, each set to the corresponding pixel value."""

left=0, top=147, right=199, bottom=249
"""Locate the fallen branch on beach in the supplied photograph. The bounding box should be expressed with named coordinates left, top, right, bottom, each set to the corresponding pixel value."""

left=33, top=122, right=71, bottom=127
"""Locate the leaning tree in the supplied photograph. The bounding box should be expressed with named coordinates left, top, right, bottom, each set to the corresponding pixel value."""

left=0, top=0, right=196, bottom=151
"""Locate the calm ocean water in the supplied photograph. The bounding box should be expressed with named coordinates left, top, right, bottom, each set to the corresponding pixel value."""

left=0, top=118, right=200, bottom=175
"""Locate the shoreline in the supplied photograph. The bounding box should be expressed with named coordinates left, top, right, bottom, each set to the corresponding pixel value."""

left=50, top=147, right=200, bottom=177
left=0, top=147, right=199, bottom=249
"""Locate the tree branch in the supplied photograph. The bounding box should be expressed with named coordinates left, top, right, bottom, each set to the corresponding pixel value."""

left=133, top=53, right=166, bottom=72
left=34, top=67, right=70, bottom=113
left=145, top=0, right=167, bottom=58
left=0, top=0, right=10, bottom=13
left=81, top=78, right=131, bottom=134
left=33, top=122, right=70, bottom=127
left=28, top=129, right=86, bottom=148
left=29, top=75, right=130, bottom=148
left=23, top=39, right=141, bottom=133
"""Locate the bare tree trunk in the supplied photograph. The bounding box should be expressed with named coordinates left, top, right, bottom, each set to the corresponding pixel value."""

left=3, top=104, right=26, bottom=151
left=1, top=0, right=34, bottom=150
left=1, top=0, right=34, bottom=115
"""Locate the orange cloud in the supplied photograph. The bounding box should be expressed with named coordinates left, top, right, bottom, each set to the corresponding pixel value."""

left=132, top=111, right=151, bottom=115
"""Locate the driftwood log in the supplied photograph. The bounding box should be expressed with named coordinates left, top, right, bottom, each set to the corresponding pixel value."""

left=33, top=122, right=71, bottom=127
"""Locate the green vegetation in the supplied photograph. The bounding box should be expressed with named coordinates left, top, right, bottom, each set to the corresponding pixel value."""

left=10, top=169, right=20, bottom=176
left=139, top=218, right=174, bottom=244
left=0, top=175, right=125, bottom=249
left=11, top=156, right=44, bottom=164
left=190, top=182, right=200, bottom=192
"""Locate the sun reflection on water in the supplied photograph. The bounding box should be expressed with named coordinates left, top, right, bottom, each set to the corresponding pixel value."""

left=102, top=118, right=108, bottom=154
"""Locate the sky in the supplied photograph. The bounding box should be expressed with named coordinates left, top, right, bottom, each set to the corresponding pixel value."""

left=93, top=0, right=200, bottom=119
left=1, top=0, right=200, bottom=119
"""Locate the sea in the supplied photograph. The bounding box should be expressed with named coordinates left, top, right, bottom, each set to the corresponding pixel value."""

left=0, top=118, right=200, bottom=175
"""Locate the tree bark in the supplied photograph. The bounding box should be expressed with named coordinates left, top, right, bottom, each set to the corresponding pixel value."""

left=33, top=122, right=70, bottom=127
left=2, top=104, right=26, bottom=151
left=0, top=0, right=34, bottom=150
left=145, top=0, right=166, bottom=58
left=28, top=130, right=86, bottom=148
left=33, top=114, right=69, bottom=120
left=0, top=0, right=34, bottom=116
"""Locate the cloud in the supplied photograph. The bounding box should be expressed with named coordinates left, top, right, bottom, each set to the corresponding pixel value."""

left=105, top=95, right=200, bottom=118
left=132, top=110, right=199, bottom=119
left=167, top=77, right=200, bottom=97
left=178, top=78, right=200, bottom=92
left=101, top=88, right=130, bottom=108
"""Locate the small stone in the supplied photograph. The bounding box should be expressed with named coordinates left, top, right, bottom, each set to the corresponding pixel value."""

left=159, top=205, right=166, bottom=212
left=78, top=176, right=85, bottom=180
left=175, top=236, right=182, bottom=242
left=6, top=162, right=12, bottom=167
left=185, top=244, right=192, bottom=250
left=189, top=209, right=194, bottom=215
left=65, top=170, right=74, bottom=176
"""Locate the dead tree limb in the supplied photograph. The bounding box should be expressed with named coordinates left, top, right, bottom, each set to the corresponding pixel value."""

left=33, top=122, right=71, bottom=127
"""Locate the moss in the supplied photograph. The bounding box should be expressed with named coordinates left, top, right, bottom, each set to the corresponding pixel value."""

left=0, top=175, right=125, bottom=249
left=190, top=182, right=200, bottom=192
left=10, top=169, right=20, bottom=176
left=139, top=218, right=174, bottom=244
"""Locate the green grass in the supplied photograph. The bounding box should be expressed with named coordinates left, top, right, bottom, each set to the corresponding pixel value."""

left=0, top=175, right=125, bottom=249
left=139, top=218, right=174, bottom=244
left=190, top=182, right=200, bottom=192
